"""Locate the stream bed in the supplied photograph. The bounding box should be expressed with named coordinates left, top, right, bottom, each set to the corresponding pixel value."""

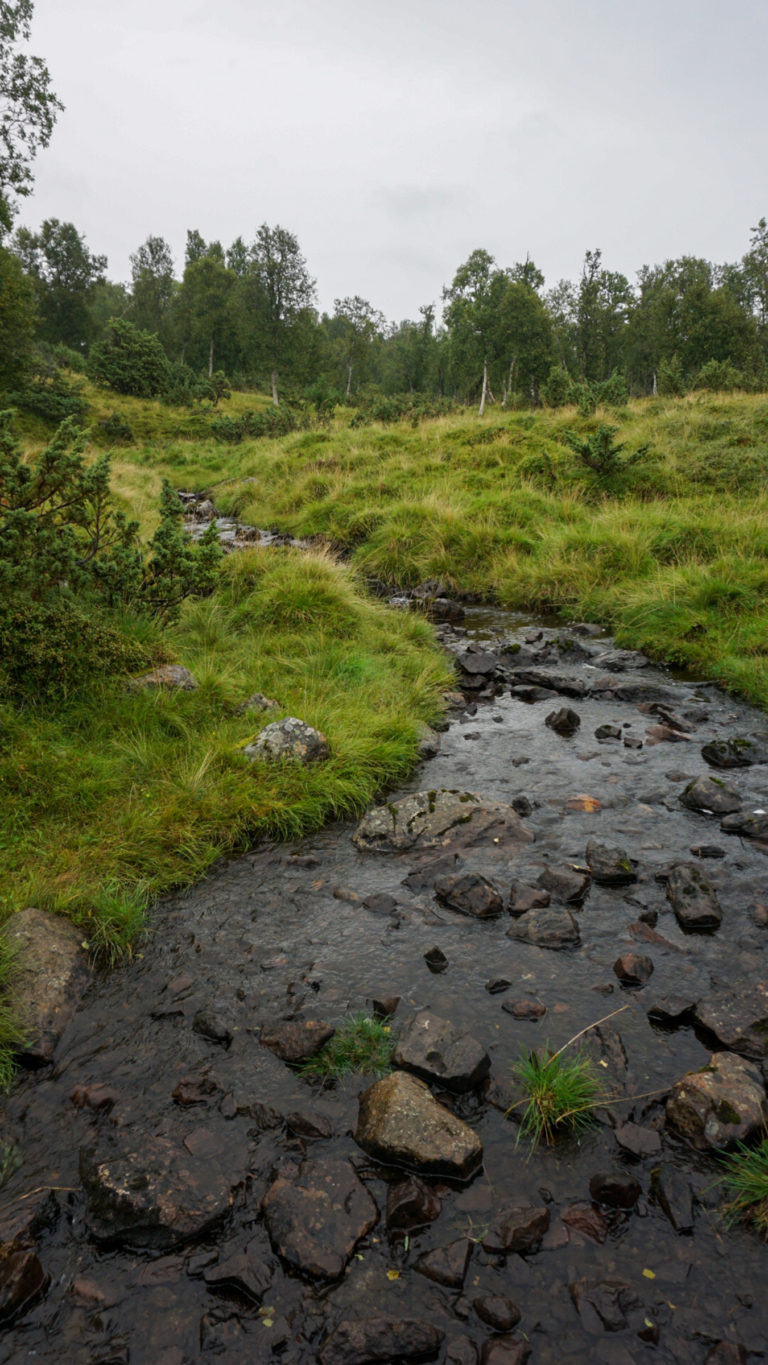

left=1, top=607, right=768, bottom=1364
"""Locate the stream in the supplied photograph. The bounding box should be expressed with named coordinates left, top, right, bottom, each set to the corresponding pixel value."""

left=1, top=604, right=768, bottom=1364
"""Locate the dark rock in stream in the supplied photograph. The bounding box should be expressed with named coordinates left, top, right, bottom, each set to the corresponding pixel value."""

left=680, top=774, right=742, bottom=815
left=654, top=1163, right=695, bottom=1233
left=589, top=1171, right=642, bottom=1209
left=613, top=952, right=654, bottom=987
left=665, top=862, right=722, bottom=932
left=433, top=871, right=503, bottom=919
left=386, top=1176, right=441, bottom=1232
left=720, top=809, right=768, bottom=843
left=481, top=1339, right=531, bottom=1365
left=353, top=789, right=534, bottom=855
left=537, top=864, right=591, bottom=904
left=545, top=706, right=581, bottom=735
left=473, top=1294, right=521, bottom=1331
left=260, top=1018, right=335, bottom=1062
left=202, top=1239, right=275, bottom=1301
left=319, top=1316, right=444, bottom=1365
left=416, top=1237, right=472, bottom=1288
left=262, top=1156, right=377, bottom=1281
left=507, top=907, right=580, bottom=949
left=481, top=1204, right=550, bottom=1255
left=457, top=648, right=500, bottom=678
left=0, top=1249, right=47, bottom=1324
left=569, top=1277, right=644, bottom=1334
left=508, top=880, right=550, bottom=915
left=355, top=1071, right=483, bottom=1179
left=666, top=1052, right=768, bottom=1149
left=702, top=736, right=768, bottom=769
left=79, top=1126, right=246, bottom=1249
left=394, top=1012, right=490, bottom=1091
left=692, top=981, right=768, bottom=1057
left=585, top=839, right=637, bottom=886
left=508, top=668, right=588, bottom=698
left=594, top=648, right=649, bottom=671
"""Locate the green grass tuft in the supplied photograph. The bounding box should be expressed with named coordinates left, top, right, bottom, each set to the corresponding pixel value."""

left=721, top=1137, right=768, bottom=1236
left=510, top=1046, right=600, bottom=1146
left=299, top=1013, right=396, bottom=1081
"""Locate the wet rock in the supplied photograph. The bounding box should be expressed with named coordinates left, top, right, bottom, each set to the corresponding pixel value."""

left=353, top=790, right=533, bottom=855
left=446, top=1338, right=479, bottom=1365
left=415, top=1237, right=472, bottom=1288
left=486, top=977, right=511, bottom=995
left=79, top=1127, right=244, bottom=1249
left=70, top=1082, right=120, bottom=1112
left=363, top=892, right=398, bottom=914
left=129, top=664, right=198, bottom=690
left=394, top=1012, right=490, bottom=1092
left=4, top=908, right=91, bottom=1067
left=480, top=1339, right=531, bottom=1365
left=286, top=1109, right=333, bottom=1140
left=319, top=1317, right=444, bottom=1365
left=586, top=839, right=637, bottom=886
left=203, top=1240, right=274, bottom=1301
left=508, top=881, right=550, bottom=915
left=417, top=725, right=442, bottom=760
left=704, top=1345, right=748, bottom=1365
left=371, top=993, right=400, bottom=1019
left=243, top=717, right=330, bottom=764
left=260, top=1019, right=335, bottom=1062
left=510, top=795, right=533, bottom=817
left=355, top=1071, right=483, bottom=1179
left=481, top=1204, right=550, bottom=1255
left=0, top=1249, right=47, bottom=1323
left=423, top=947, right=449, bottom=974
left=457, top=648, right=500, bottom=677
left=561, top=1203, right=608, bottom=1243
left=507, top=907, right=580, bottom=950
left=720, top=810, right=768, bottom=842
left=614, top=1122, right=662, bottom=1158
left=702, top=737, right=768, bottom=769
left=385, top=1176, right=441, bottom=1232
left=666, top=1051, right=768, bottom=1149
left=589, top=1172, right=641, bottom=1209
left=429, top=598, right=465, bottom=623
left=647, top=993, right=696, bottom=1025
left=434, top=872, right=503, bottom=919
left=508, top=668, right=588, bottom=698
left=613, top=953, right=654, bottom=987
left=690, top=843, right=727, bottom=859
left=654, top=1163, right=694, bottom=1233
left=680, top=775, right=742, bottom=815
left=537, top=865, right=591, bottom=904
left=509, top=684, right=555, bottom=703
left=502, top=997, right=546, bottom=1020
left=666, top=863, right=722, bottom=932
left=570, top=1278, right=642, bottom=1333
left=237, top=692, right=280, bottom=714
left=692, top=982, right=768, bottom=1057
left=192, top=1010, right=232, bottom=1047
left=594, top=648, right=649, bottom=671
left=595, top=724, right=622, bottom=740
left=262, top=1156, right=377, bottom=1281
left=545, top=706, right=581, bottom=736
left=474, top=1294, right=521, bottom=1331
left=623, top=735, right=643, bottom=750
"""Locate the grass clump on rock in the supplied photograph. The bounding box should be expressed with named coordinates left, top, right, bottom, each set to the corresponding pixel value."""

left=300, top=1014, right=396, bottom=1081
left=721, top=1137, right=768, bottom=1236
left=510, top=1045, right=600, bottom=1147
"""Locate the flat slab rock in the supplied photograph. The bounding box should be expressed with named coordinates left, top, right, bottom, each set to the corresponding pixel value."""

left=4, top=908, right=91, bottom=1066
left=356, top=1070, right=482, bottom=1179
left=319, top=1316, right=444, bottom=1365
left=666, top=1051, right=768, bottom=1150
left=128, top=664, right=198, bottom=690
left=393, top=1011, right=490, bottom=1092
left=506, top=907, right=580, bottom=950
left=79, top=1125, right=247, bottom=1249
left=692, top=982, right=768, bottom=1058
left=262, top=1156, right=377, bottom=1281
left=352, top=789, right=533, bottom=854
left=433, top=872, right=503, bottom=919
left=680, top=775, right=742, bottom=816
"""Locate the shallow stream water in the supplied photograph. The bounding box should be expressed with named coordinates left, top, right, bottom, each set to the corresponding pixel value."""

left=2, top=607, right=768, bottom=1363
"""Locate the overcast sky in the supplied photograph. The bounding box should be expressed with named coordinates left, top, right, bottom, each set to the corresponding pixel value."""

left=16, top=0, right=768, bottom=320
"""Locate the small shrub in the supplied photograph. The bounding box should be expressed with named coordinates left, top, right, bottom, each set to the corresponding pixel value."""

left=8, top=372, right=90, bottom=424
left=95, top=411, right=135, bottom=445
left=542, top=365, right=572, bottom=408
left=299, top=1013, right=396, bottom=1081
left=721, top=1137, right=768, bottom=1236
left=694, top=358, right=745, bottom=393
left=0, top=597, right=151, bottom=699
left=510, top=1046, right=600, bottom=1146
left=210, top=403, right=306, bottom=444
left=89, top=319, right=170, bottom=398
left=563, top=423, right=652, bottom=487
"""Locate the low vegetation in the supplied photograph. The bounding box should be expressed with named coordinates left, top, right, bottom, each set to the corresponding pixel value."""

left=299, top=1014, right=396, bottom=1081
left=510, top=1046, right=601, bottom=1146
left=721, top=1138, right=768, bottom=1236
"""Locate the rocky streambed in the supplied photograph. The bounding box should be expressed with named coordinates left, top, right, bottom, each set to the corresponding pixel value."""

left=2, top=607, right=768, bottom=1363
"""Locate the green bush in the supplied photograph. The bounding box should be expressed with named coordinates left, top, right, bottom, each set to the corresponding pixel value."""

left=210, top=403, right=305, bottom=444
left=8, top=372, right=90, bottom=424
left=89, top=319, right=171, bottom=399
left=694, top=358, right=745, bottom=393
left=542, top=365, right=572, bottom=408
left=0, top=597, right=151, bottom=699
left=95, top=411, right=135, bottom=445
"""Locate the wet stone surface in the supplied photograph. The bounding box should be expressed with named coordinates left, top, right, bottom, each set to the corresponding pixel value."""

left=2, top=607, right=768, bottom=1361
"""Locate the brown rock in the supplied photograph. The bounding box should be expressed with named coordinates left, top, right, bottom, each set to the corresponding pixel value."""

left=415, top=1237, right=472, bottom=1289
left=0, top=1249, right=47, bottom=1323
left=262, top=1156, right=377, bottom=1281
left=481, top=1204, right=550, bottom=1255
left=473, top=1294, right=521, bottom=1330
left=508, top=881, right=550, bottom=915
left=4, top=908, right=91, bottom=1067
left=434, top=872, right=503, bottom=919
left=259, top=1019, right=335, bottom=1063
left=386, top=1176, right=441, bottom=1232
left=613, top=953, right=654, bottom=987
left=319, top=1317, right=444, bottom=1365
left=481, top=1337, right=531, bottom=1365
left=394, top=1011, right=490, bottom=1092
left=666, top=1051, right=768, bottom=1150
left=355, top=1071, right=483, bottom=1180
left=561, top=1203, right=608, bottom=1243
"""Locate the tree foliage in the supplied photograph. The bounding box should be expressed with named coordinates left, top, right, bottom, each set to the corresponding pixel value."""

left=0, top=0, right=62, bottom=230
left=89, top=317, right=170, bottom=397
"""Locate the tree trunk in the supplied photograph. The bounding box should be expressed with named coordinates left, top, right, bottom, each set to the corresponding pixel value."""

left=502, top=356, right=516, bottom=409
left=478, top=357, right=488, bottom=417
left=652, top=371, right=658, bottom=397
left=208, top=335, right=214, bottom=378
left=271, top=370, right=279, bottom=406
left=345, top=362, right=352, bottom=400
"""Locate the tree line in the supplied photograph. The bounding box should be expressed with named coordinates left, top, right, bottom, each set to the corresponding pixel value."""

left=5, top=214, right=768, bottom=413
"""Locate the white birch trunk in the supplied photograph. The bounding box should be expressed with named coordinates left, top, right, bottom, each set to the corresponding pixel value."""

left=271, top=370, right=279, bottom=405
left=478, top=357, right=488, bottom=417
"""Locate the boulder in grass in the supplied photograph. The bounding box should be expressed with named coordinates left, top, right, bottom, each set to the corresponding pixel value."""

left=129, top=664, right=198, bottom=691
left=243, top=717, right=329, bottom=764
